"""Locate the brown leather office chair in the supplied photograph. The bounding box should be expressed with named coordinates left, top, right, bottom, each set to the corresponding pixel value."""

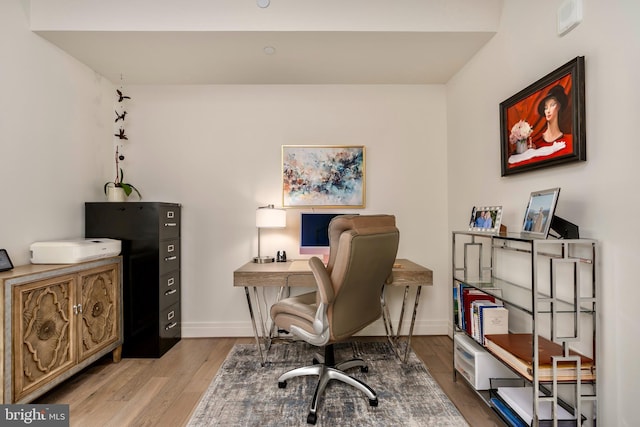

left=270, top=215, right=400, bottom=424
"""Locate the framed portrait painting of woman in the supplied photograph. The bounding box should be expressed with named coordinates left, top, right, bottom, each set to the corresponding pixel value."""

left=500, top=56, right=586, bottom=176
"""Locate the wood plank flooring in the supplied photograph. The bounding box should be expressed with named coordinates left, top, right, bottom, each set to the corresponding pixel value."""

left=35, top=336, right=503, bottom=426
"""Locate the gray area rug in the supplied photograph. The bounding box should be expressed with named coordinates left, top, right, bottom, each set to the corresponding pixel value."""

left=187, top=341, right=469, bottom=427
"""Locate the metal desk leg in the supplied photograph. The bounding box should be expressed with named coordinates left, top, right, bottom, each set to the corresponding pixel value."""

left=381, top=285, right=423, bottom=363
left=381, top=293, right=393, bottom=344
left=252, top=286, right=270, bottom=346
left=243, top=286, right=266, bottom=366
left=403, top=285, right=422, bottom=363
left=245, top=285, right=290, bottom=366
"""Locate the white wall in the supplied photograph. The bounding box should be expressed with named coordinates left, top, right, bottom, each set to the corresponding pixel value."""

left=126, top=84, right=450, bottom=336
left=0, top=0, right=113, bottom=266
left=446, top=0, right=640, bottom=425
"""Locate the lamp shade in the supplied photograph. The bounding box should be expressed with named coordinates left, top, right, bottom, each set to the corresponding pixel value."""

left=256, top=205, right=286, bottom=228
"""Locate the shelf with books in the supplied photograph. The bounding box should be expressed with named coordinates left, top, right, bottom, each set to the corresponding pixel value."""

left=455, top=277, right=596, bottom=316
left=451, top=231, right=597, bottom=427
left=484, top=333, right=595, bottom=383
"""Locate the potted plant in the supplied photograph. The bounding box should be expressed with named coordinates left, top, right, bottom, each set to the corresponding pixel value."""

left=104, top=146, right=141, bottom=201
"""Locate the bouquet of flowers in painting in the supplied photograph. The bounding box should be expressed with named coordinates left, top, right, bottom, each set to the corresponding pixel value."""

left=509, top=120, right=533, bottom=154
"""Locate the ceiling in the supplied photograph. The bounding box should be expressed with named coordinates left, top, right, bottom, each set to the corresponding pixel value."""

left=31, top=0, right=502, bottom=85
left=37, top=30, right=495, bottom=85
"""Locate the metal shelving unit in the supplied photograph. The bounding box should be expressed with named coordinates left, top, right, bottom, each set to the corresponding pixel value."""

left=452, top=230, right=597, bottom=427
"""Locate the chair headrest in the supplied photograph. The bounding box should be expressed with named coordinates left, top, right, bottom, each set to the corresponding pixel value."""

left=325, top=214, right=397, bottom=271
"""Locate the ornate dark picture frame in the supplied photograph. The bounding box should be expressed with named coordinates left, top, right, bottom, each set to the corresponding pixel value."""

left=500, top=56, right=586, bottom=176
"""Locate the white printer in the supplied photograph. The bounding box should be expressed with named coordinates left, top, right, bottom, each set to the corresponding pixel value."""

left=30, top=238, right=121, bottom=264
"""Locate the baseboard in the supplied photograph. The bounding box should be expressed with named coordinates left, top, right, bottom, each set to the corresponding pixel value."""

left=182, top=319, right=450, bottom=338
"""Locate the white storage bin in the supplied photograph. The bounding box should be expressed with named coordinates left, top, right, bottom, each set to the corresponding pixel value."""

left=454, top=333, right=518, bottom=390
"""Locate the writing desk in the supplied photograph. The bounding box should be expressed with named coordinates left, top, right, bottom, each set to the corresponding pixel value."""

left=233, top=258, right=433, bottom=365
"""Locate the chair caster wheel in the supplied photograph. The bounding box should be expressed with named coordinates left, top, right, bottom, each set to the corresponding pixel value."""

left=360, top=366, right=369, bottom=373
left=369, top=398, right=378, bottom=407
left=307, top=412, right=317, bottom=424
left=278, top=381, right=287, bottom=388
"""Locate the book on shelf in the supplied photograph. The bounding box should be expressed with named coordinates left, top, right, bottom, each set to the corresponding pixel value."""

left=484, top=333, right=595, bottom=381
left=453, top=286, right=459, bottom=326
left=496, top=386, right=579, bottom=427
left=461, top=287, right=496, bottom=334
left=489, top=396, right=528, bottom=427
left=470, top=300, right=506, bottom=343
left=456, top=281, right=504, bottom=331
left=478, top=305, right=508, bottom=345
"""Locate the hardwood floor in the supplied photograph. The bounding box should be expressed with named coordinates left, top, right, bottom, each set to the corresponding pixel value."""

left=35, top=336, right=503, bottom=426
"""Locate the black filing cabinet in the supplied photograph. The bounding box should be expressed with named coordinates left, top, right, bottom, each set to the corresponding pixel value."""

left=85, top=202, right=181, bottom=358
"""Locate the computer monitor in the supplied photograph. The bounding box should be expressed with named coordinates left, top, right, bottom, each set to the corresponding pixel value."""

left=299, top=213, right=343, bottom=256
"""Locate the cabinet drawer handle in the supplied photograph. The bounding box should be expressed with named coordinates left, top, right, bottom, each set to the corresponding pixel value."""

left=164, top=256, right=177, bottom=261
left=165, top=322, right=177, bottom=331
left=165, top=289, right=177, bottom=296
left=73, top=304, right=83, bottom=315
left=167, top=211, right=175, bottom=219
left=164, top=222, right=177, bottom=227
left=167, top=310, right=175, bottom=320
left=167, top=277, right=175, bottom=286
left=167, top=244, right=175, bottom=252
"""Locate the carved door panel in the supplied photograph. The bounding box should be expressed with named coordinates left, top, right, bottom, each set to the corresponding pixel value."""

left=78, top=264, right=120, bottom=362
left=13, top=275, right=75, bottom=401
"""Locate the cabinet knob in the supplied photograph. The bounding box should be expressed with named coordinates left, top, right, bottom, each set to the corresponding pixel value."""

left=164, top=256, right=177, bottom=261
left=164, top=223, right=177, bottom=227
left=165, top=322, right=177, bottom=330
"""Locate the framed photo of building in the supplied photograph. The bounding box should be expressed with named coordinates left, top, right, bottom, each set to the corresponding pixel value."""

left=521, top=187, right=561, bottom=238
left=282, top=145, right=365, bottom=208
left=469, top=206, right=503, bottom=233
left=500, top=56, right=586, bottom=176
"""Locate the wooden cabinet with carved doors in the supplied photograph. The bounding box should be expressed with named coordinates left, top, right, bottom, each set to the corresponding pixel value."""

left=0, top=257, right=122, bottom=403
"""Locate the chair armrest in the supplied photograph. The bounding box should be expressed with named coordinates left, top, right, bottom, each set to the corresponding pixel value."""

left=287, top=257, right=332, bottom=346
left=309, top=256, right=335, bottom=305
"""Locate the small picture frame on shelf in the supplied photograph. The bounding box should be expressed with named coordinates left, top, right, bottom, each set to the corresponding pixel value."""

left=0, top=249, right=14, bottom=272
left=520, top=187, right=561, bottom=238
left=469, top=206, right=503, bottom=233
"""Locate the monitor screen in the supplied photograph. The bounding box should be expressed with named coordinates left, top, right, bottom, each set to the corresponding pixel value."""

left=300, top=213, right=342, bottom=255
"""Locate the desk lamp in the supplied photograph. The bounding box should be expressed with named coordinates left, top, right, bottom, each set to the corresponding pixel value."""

left=254, top=204, right=286, bottom=263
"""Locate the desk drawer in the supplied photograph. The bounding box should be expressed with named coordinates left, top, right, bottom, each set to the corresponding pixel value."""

left=160, top=271, right=180, bottom=309
left=454, top=333, right=517, bottom=390
left=159, top=206, right=180, bottom=239
left=160, top=303, right=180, bottom=338
left=160, top=239, right=180, bottom=274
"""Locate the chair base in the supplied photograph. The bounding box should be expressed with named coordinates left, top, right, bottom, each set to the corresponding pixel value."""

left=277, top=344, right=378, bottom=425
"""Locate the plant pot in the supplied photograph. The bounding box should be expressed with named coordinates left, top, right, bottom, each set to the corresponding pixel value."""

left=106, top=186, right=127, bottom=202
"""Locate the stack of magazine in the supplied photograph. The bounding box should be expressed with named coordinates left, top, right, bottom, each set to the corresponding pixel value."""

left=491, top=386, right=578, bottom=427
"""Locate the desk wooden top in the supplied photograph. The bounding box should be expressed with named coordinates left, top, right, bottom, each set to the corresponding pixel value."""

left=233, top=258, right=433, bottom=288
